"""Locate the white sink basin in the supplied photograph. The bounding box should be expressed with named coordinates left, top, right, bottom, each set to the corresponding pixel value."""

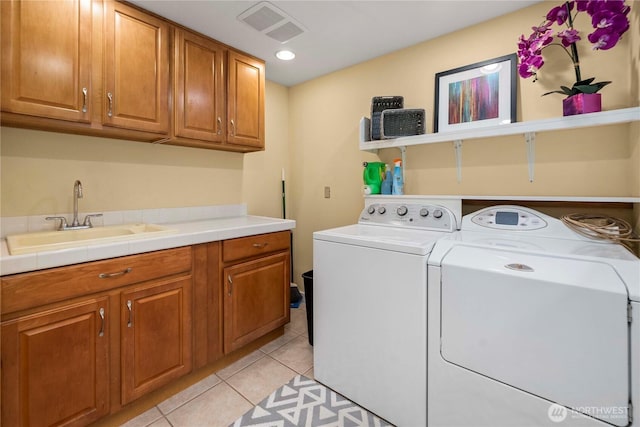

left=6, top=224, right=177, bottom=255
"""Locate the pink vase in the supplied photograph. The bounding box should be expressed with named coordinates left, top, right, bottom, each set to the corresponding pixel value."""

left=562, top=93, right=602, bottom=116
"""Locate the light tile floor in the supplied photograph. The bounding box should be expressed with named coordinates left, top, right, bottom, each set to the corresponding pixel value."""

left=121, top=301, right=313, bottom=427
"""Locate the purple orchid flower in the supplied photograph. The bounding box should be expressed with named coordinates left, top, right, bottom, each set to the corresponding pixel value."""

left=518, top=55, right=544, bottom=79
left=575, top=0, right=589, bottom=12
left=587, top=0, right=629, bottom=15
left=530, top=31, right=554, bottom=51
left=531, top=22, right=552, bottom=34
left=588, top=28, right=621, bottom=49
left=558, top=29, right=581, bottom=47
left=547, top=2, right=574, bottom=25
left=517, top=0, right=630, bottom=96
left=591, top=10, right=630, bottom=33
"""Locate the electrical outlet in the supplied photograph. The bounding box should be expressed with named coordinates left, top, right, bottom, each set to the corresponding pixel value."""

left=324, top=186, right=330, bottom=198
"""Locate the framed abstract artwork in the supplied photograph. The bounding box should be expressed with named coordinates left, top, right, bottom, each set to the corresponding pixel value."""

left=434, top=53, right=517, bottom=133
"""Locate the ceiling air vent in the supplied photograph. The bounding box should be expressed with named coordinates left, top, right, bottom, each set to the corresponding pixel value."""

left=238, top=2, right=306, bottom=43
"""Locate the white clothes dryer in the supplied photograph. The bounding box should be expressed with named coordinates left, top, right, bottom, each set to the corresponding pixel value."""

left=428, top=205, right=639, bottom=427
left=313, top=196, right=461, bottom=427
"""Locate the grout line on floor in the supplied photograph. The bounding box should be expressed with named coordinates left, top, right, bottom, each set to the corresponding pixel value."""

left=221, top=377, right=258, bottom=409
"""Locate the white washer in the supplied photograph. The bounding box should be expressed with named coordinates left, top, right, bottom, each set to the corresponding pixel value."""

left=313, top=196, right=461, bottom=426
left=428, top=205, right=640, bottom=427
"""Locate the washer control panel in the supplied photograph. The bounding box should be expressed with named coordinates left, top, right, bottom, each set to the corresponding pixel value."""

left=471, top=207, right=547, bottom=230
left=359, top=203, right=456, bottom=232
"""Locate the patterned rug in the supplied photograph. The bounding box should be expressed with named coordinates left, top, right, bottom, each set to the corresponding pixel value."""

left=230, top=375, right=394, bottom=427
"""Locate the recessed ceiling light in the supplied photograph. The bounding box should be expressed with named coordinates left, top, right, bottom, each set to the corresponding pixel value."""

left=275, top=50, right=295, bottom=61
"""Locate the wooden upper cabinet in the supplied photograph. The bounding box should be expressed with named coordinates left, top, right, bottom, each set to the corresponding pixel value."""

left=226, top=50, right=265, bottom=149
left=0, top=0, right=93, bottom=122
left=174, top=29, right=226, bottom=143
left=1, top=0, right=265, bottom=151
left=103, top=1, right=169, bottom=134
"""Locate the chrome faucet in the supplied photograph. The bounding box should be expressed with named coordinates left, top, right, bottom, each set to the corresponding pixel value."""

left=46, top=180, right=102, bottom=230
left=72, top=180, right=83, bottom=227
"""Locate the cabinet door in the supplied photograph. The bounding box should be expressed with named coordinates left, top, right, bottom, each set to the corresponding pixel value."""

left=1, top=0, right=92, bottom=122
left=174, top=29, right=226, bottom=143
left=224, top=252, right=290, bottom=353
left=226, top=50, right=265, bottom=149
left=103, top=1, right=169, bottom=134
left=1, top=297, right=110, bottom=427
left=121, top=276, right=192, bottom=404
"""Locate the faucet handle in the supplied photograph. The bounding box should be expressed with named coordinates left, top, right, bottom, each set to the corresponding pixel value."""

left=46, top=216, right=69, bottom=230
left=82, top=214, right=103, bottom=227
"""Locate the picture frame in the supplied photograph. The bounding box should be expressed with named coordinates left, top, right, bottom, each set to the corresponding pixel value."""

left=434, top=53, right=517, bottom=133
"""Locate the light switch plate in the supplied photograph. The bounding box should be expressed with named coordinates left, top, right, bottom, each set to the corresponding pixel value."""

left=324, top=186, right=330, bottom=198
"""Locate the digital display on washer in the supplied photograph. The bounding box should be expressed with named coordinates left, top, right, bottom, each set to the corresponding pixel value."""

left=495, top=211, right=519, bottom=225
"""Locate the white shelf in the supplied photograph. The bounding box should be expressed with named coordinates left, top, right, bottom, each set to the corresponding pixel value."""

left=360, top=107, right=640, bottom=151
left=364, top=194, right=640, bottom=203
left=365, top=195, right=640, bottom=203
left=360, top=107, right=640, bottom=183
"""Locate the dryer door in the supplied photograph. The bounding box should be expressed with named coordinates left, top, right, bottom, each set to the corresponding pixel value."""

left=441, top=245, right=630, bottom=426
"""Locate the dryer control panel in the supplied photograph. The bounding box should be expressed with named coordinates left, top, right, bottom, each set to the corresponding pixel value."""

left=471, top=207, right=548, bottom=230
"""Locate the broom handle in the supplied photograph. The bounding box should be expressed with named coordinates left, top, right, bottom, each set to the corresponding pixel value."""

left=282, top=169, right=294, bottom=279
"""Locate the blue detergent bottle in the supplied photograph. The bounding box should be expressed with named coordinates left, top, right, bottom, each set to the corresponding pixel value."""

left=392, top=158, right=404, bottom=195
left=381, top=164, right=392, bottom=194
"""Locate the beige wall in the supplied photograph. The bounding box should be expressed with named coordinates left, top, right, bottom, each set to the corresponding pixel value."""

left=0, top=128, right=244, bottom=215
left=288, top=2, right=639, bottom=282
left=0, top=80, right=290, bottom=218
left=243, top=81, right=291, bottom=219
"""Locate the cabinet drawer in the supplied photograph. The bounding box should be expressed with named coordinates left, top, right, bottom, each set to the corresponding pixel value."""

left=222, top=231, right=290, bottom=263
left=2, top=246, right=192, bottom=315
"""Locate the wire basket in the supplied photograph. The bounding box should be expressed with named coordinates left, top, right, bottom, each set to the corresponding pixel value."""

left=380, top=109, right=426, bottom=139
left=370, top=96, right=403, bottom=140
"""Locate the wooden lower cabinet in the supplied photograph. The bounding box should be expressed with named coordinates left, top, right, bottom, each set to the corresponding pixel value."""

left=223, top=251, right=290, bottom=353
left=120, top=276, right=192, bottom=404
left=1, top=297, right=110, bottom=427
left=1, top=246, right=192, bottom=426
left=0, top=234, right=290, bottom=426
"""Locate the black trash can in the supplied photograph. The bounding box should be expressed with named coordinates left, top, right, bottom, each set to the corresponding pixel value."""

left=302, top=270, right=314, bottom=346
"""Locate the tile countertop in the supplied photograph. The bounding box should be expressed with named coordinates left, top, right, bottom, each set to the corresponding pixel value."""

left=1, top=214, right=296, bottom=277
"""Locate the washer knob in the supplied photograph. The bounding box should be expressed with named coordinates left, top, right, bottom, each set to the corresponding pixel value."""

left=378, top=206, right=386, bottom=214
left=419, top=208, right=429, bottom=217
left=367, top=206, right=376, bottom=215
left=433, top=209, right=443, bottom=219
left=397, top=206, right=408, bottom=216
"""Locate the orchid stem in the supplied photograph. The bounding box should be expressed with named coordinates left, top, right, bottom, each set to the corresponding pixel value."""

left=565, top=1, right=582, bottom=83
left=544, top=43, right=575, bottom=63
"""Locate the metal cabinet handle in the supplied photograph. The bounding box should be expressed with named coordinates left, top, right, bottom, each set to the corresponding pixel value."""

left=217, top=117, right=222, bottom=135
left=107, top=92, right=113, bottom=117
left=98, top=307, right=105, bottom=337
left=98, top=267, right=132, bottom=279
left=252, top=243, right=268, bottom=248
left=126, top=300, right=133, bottom=327
left=230, top=119, right=235, bottom=136
left=82, top=87, right=88, bottom=113
left=228, top=275, right=233, bottom=296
